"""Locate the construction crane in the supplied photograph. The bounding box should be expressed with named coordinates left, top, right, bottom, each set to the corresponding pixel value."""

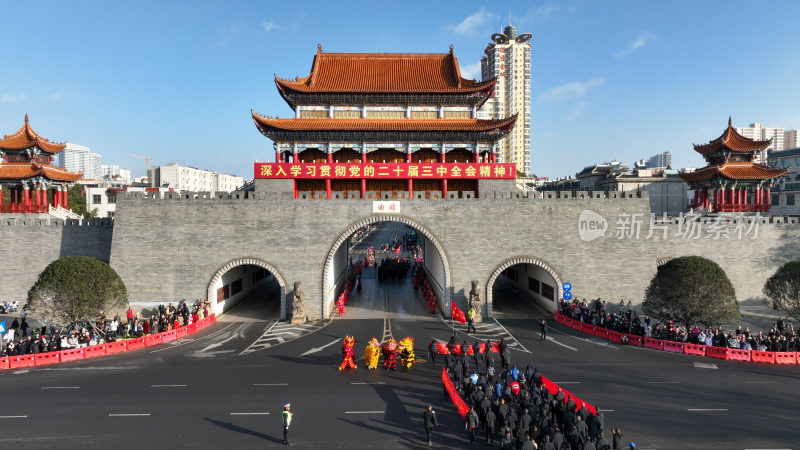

left=129, top=154, right=152, bottom=177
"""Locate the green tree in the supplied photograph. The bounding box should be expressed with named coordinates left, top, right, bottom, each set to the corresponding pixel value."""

left=642, top=256, right=739, bottom=328
left=763, top=260, right=800, bottom=322
left=67, top=184, right=98, bottom=218
left=26, top=256, right=128, bottom=327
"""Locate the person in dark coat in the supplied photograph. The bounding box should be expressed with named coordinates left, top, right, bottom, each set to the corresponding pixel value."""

left=515, top=422, right=527, bottom=449
left=541, top=434, right=556, bottom=450
left=498, top=398, right=510, bottom=427
left=485, top=407, right=497, bottom=445
left=465, top=406, right=480, bottom=445
left=422, top=405, right=438, bottom=446
left=576, top=415, right=589, bottom=444
left=500, top=429, right=514, bottom=450
left=595, top=432, right=611, bottom=450
left=428, top=340, right=437, bottom=368
left=612, top=427, right=623, bottom=450
left=521, top=433, right=537, bottom=450
left=552, top=427, right=564, bottom=450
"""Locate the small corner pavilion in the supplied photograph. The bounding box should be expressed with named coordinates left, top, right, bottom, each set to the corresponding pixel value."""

left=0, top=114, right=82, bottom=213
left=681, top=117, right=788, bottom=213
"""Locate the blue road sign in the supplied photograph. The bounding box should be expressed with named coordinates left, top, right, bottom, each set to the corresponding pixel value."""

left=562, top=282, right=572, bottom=292
left=563, top=291, right=573, bottom=301
left=0, top=321, right=5, bottom=334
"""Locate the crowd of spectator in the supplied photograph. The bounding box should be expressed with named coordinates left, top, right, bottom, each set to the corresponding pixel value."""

left=1, top=299, right=211, bottom=358
left=557, top=298, right=798, bottom=353
left=0, top=300, right=20, bottom=314
left=438, top=336, right=628, bottom=449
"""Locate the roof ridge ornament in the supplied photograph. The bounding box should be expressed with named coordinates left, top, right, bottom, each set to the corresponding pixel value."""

left=728, top=115, right=732, bottom=127
left=25, top=113, right=29, bottom=124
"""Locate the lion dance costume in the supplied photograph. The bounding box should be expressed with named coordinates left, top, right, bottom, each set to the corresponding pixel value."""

left=398, top=337, right=415, bottom=369
left=364, top=338, right=380, bottom=369
left=382, top=338, right=398, bottom=370
left=339, top=336, right=357, bottom=370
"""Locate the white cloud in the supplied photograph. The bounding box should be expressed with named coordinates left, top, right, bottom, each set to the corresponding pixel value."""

left=459, top=61, right=481, bottom=81
left=614, top=32, right=656, bottom=58
left=261, top=19, right=282, bottom=32
left=216, top=23, right=242, bottom=48
left=1, top=92, right=26, bottom=103
left=567, top=101, right=589, bottom=120
left=42, top=91, right=65, bottom=101
left=448, top=8, right=494, bottom=36
left=539, top=78, right=604, bottom=103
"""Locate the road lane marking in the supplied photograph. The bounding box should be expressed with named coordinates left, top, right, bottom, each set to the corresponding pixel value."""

left=745, top=381, right=778, bottom=384
left=555, top=381, right=580, bottom=384
left=12, top=370, right=29, bottom=374
left=648, top=381, right=680, bottom=384
left=300, top=338, right=341, bottom=357
left=253, top=383, right=289, bottom=386
left=230, top=412, right=270, bottom=415
left=544, top=336, right=579, bottom=351
left=687, top=409, right=727, bottom=412
left=351, top=382, right=385, bottom=385
left=598, top=409, right=614, bottom=412
left=345, top=411, right=385, bottom=414
left=151, top=384, right=187, bottom=388
left=151, top=323, right=235, bottom=353
left=42, top=386, right=80, bottom=389
left=0, top=415, right=28, bottom=419
left=692, top=362, right=718, bottom=369
left=492, top=318, right=531, bottom=353
left=109, top=413, right=151, bottom=417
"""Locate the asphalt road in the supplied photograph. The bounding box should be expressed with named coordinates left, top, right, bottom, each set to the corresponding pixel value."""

left=1, top=223, right=798, bottom=449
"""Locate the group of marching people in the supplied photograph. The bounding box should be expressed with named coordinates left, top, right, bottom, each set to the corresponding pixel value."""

left=339, top=335, right=416, bottom=371
left=440, top=336, right=630, bottom=449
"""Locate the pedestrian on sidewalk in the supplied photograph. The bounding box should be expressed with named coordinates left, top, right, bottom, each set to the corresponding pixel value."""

left=281, top=403, right=292, bottom=446
left=423, top=405, right=438, bottom=446
left=540, top=320, right=547, bottom=342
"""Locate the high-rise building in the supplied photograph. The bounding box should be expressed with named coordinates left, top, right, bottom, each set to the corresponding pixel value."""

left=644, top=152, right=672, bottom=169
left=150, top=163, right=245, bottom=192
left=479, top=24, right=532, bottom=175
left=101, top=165, right=132, bottom=183
left=735, top=123, right=784, bottom=164
left=53, top=143, right=102, bottom=179
left=784, top=129, right=800, bottom=150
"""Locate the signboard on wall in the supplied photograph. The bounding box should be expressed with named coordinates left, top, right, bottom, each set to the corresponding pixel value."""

left=254, top=162, right=516, bottom=180
left=373, top=201, right=401, bottom=213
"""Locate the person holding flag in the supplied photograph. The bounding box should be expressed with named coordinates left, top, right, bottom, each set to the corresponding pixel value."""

left=451, top=301, right=467, bottom=333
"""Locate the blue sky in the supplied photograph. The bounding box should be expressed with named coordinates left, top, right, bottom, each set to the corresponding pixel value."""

left=2, top=1, right=799, bottom=179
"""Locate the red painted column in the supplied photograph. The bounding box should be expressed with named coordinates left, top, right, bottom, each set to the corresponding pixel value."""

left=292, top=180, right=297, bottom=199
left=693, top=190, right=699, bottom=208
left=406, top=152, right=413, bottom=198
left=360, top=150, right=367, bottom=199
left=702, top=190, right=709, bottom=209
left=293, top=151, right=299, bottom=163
left=756, top=188, right=762, bottom=208
left=325, top=152, right=333, bottom=199
left=439, top=151, right=447, bottom=198
left=63, top=188, right=69, bottom=209
left=275, top=150, right=282, bottom=163
left=0, top=186, right=3, bottom=206
left=473, top=151, right=480, bottom=163
left=23, top=187, right=31, bottom=212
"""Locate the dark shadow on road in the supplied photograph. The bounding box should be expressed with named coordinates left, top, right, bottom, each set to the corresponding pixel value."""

left=203, top=417, right=284, bottom=444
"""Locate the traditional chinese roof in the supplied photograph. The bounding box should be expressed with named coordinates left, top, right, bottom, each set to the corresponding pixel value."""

left=679, top=162, right=788, bottom=182
left=0, top=114, right=67, bottom=154
left=0, top=162, right=82, bottom=182
left=275, top=45, right=497, bottom=94
left=252, top=112, right=517, bottom=133
left=693, top=117, right=771, bottom=156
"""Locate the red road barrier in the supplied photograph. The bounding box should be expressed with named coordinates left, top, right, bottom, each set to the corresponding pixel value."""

left=145, top=333, right=163, bottom=347
left=9, top=354, right=36, bottom=369
left=126, top=337, right=146, bottom=351
left=775, top=352, right=797, bottom=364
left=662, top=341, right=685, bottom=353
left=60, top=348, right=85, bottom=362
left=727, top=349, right=751, bottom=361
left=750, top=350, right=776, bottom=363
left=105, top=341, right=126, bottom=354
left=161, top=330, right=177, bottom=343
left=593, top=327, right=609, bottom=339
left=34, top=351, right=60, bottom=366
left=627, top=335, right=643, bottom=347
left=441, top=368, right=469, bottom=417
left=683, top=343, right=706, bottom=356
left=187, top=323, right=198, bottom=333
left=175, top=327, right=188, bottom=339
left=83, top=345, right=106, bottom=358
left=644, top=337, right=664, bottom=351
left=705, top=346, right=728, bottom=359
left=607, top=330, right=623, bottom=344
left=0, top=356, right=8, bottom=369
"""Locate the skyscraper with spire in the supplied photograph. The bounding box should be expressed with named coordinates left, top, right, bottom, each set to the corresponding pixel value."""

left=479, top=24, right=532, bottom=175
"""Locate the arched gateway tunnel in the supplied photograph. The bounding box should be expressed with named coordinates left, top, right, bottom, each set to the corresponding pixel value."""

left=108, top=185, right=787, bottom=322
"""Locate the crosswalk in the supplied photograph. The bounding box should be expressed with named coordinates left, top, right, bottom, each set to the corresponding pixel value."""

left=444, top=317, right=531, bottom=353
left=240, top=320, right=330, bottom=355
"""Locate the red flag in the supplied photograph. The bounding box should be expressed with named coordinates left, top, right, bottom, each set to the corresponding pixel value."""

left=394, top=246, right=401, bottom=254
left=451, top=302, right=467, bottom=324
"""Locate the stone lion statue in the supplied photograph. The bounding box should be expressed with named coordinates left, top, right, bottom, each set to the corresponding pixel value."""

left=291, top=281, right=307, bottom=324
left=469, top=280, right=483, bottom=323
